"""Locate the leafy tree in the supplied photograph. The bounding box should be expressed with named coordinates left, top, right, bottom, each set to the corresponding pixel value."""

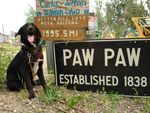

left=25, top=5, right=36, bottom=23
left=105, top=0, right=126, bottom=25
left=104, top=0, right=148, bottom=37
left=95, top=0, right=105, bottom=29
left=146, top=0, right=150, bottom=14
left=105, top=0, right=127, bottom=37
left=124, top=0, right=148, bottom=28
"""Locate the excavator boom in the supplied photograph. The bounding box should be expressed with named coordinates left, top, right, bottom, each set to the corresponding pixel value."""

left=131, top=17, right=150, bottom=38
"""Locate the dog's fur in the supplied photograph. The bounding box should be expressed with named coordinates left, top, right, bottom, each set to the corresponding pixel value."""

left=6, top=23, right=46, bottom=100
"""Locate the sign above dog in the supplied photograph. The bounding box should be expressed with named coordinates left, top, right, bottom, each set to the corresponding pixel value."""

left=53, top=39, right=150, bottom=96
left=35, top=15, right=88, bottom=40
left=40, top=28, right=86, bottom=40
left=35, top=15, right=88, bottom=28
left=35, top=0, right=89, bottom=41
left=36, top=0, right=89, bottom=16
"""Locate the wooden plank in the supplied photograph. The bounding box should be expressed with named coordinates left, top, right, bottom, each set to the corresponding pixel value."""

left=36, top=0, right=89, bottom=16
left=35, top=0, right=89, bottom=41
left=40, top=28, right=86, bottom=41
left=35, top=15, right=88, bottom=28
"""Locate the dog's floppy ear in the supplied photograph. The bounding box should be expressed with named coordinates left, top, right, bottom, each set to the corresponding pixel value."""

left=38, top=28, right=42, bottom=38
left=15, top=26, right=23, bottom=37
left=35, top=26, right=41, bottom=38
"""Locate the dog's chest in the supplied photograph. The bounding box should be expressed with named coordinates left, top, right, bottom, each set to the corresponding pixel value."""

left=33, top=61, right=39, bottom=75
left=32, top=59, right=42, bottom=75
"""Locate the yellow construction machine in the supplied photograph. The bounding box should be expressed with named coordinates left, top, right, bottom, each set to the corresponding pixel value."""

left=127, top=17, right=150, bottom=38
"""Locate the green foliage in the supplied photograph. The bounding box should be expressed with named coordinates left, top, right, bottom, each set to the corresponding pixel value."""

left=144, top=99, right=150, bottom=113
left=95, top=0, right=105, bottom=29
left=97, top=88, right=121, bottom=112
left=20, top=89, right=28, bottom=98
left=146, top=0, right=150, bottom=13
left=49, top=70, right=55, bottom=74
left=107, top=92, right=121, bottom=110
left=25, top=5, right=36, bottom=23
left=105, top=0, right=126, bottom=25
left=66, top=93, right=86, bottom=108
left=0, top=50, right=14, bottom=83
left=39, top=86, right=61, bottom=104
left=67, top=96, right=79, bottom=108
left=124, top=0, right=148, bottom=28
left=96, top=0, right=149, bottom=37
left=0, top=44, right=20, bottom=86
left=47, top=74, right=55, bottom=86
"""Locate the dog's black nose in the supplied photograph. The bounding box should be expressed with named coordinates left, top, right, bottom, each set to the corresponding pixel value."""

left=27, top=26, right=35, bottom=35
left=29, top=27, right=34, bottom=31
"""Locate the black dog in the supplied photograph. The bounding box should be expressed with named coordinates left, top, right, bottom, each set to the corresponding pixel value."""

left=6, top=23, right=46, bottom=100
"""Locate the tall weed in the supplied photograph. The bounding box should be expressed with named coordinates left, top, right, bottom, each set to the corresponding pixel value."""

left=39, top=86, right=61, bottom=104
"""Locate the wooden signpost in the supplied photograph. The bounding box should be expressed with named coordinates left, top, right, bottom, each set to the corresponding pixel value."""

left=35, top=0, right=89, bottom=41
left=35, top=15, right=88, bottom=40
left=39, top=28, right=86, bottom=40
left=36, top=0, right=89, bottom=17
left=34, top=15, right=88, bottom=28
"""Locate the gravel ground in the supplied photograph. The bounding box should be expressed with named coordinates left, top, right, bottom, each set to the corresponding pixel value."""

left=0, top=52, right=149, bottom=113
left=0, top=86, right=148, bottom=113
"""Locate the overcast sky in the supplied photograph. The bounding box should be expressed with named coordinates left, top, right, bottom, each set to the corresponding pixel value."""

left=0, top=0, right=96, bottom=35
left=0, top=0, right=35, bottom=34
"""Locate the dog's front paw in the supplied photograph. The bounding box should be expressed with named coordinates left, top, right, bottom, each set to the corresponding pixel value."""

left=28, top=90, right=36, bottom=100
left=28, top=93, right=36, bottom=100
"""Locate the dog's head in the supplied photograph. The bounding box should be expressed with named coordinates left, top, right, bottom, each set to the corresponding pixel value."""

left=15, top=23, right=41, bottom=47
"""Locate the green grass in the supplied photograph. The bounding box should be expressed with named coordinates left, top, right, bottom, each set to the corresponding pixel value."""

left=0, top=43, right=20, bottom=51
left=65, top=93, right=87, bottom=108
left=0, top=43, right=20, bottom=84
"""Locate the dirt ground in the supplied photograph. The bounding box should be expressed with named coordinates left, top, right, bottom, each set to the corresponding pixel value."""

left=0, top=83, right=148, bottom=113
left=0, top=52, right=149, bottom=113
